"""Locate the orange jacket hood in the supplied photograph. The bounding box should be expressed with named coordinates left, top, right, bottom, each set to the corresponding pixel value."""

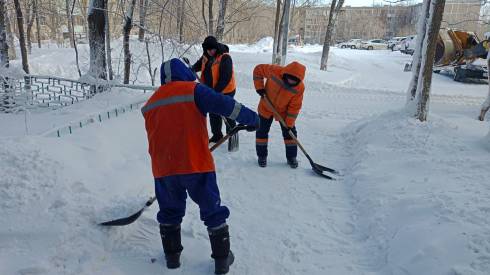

left=282, top=61, right=306, bottom=81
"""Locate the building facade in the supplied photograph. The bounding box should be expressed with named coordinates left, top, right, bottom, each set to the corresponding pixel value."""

left=301, top=0, right=487, bottom=45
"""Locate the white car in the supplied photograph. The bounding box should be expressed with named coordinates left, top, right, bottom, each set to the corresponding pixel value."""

left=361, top=39, right=388, bottom=50
left=388, top=37, right=406, bottom=50
left=393, top=38, right=407, bottom=51
left=400, top=35, right=416, bottom=55
left=338, top=39, right=363, bottom=49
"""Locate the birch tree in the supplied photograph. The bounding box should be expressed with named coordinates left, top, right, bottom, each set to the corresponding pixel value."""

left=105, top=0, right=113, bottom=80
left=405, top=0, right=445, bottom=122
left=87, top=0, right=107, bottom=80
left=215, top=0, right=228, bottom=41
left=320, top=0, right=345, bottom=71
left=123, top=0, right=136, bottom=84
left=34, top=0, right=40, bottom=48
left=13, top=0, right=29, bottom=73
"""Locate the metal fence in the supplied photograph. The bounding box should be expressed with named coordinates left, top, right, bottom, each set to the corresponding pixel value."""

left=1, top=74, right=156, bottom=111
left=1, top=74, right=157, bottom=137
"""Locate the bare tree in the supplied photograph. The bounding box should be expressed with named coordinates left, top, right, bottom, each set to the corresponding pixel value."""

left=272, top=0, right=282, bottom=64
left=407, top=0, right=430, bottom=101
left=215, top=0, right=228, bottom=41
left=320, top=0, right=345, bottom=71
left=138, top=0, right=148, bottom=41
left=177, top=0, right=185, bottom=43
left=13, top=0, right=29, bottom=73
left=479, top=51, right=490, bottom=120
left=25, top=0, right=35, bottom=53
left=87, top=0, right=107, bottom=80
left=34, top=0, right=40, bottom=48
left=208, top=0, right=214, bottom=35
left=123, top=0, right=137, bottom=84
left=105, top=0, right=113, bottom=80
left=65, top=0, right=75, bottom=47
left=279, top=0, right=291, bottom=65
left=405, top=0, right=446, bottom=122
left=5, top=11, right=16, bottom=60
left=0, top=0, right=8, bottom=67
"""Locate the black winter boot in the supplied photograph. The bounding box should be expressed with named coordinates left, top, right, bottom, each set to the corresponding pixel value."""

left=287, top=157, right=298, bottom=169
left=208, top=224, right=234, bottom=275
left=160, top=224, right=183, bottom=269
left=258, top=156, right=267, bottom=168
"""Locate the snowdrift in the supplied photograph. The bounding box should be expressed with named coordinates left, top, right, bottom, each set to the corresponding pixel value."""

left=342, top=110, right=490, bottom=275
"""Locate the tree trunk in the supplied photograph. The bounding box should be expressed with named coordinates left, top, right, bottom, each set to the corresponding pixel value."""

left=65, top=0, right=75, bottom=47
left=272, top=0, right=282, bottom=64
left=208, top=0, right=214, bottom=36
left=479, top=51, right=490, bottom=121
left=215, top=0, right=228, bottom=41
left=25, top=0, right=34, bottom=53
left=138, top=0, right=148, bottom=41
left=279, top=0, right=291, bottom=66
left=201, top=0, right=208, bottom=34
left=105, top=0, right=113, bottom=80
left=0, top=0, right=8, bottom=67
left=13, top=0, right=29, bottom=73
left=320, top=0, right=344, bottom=71
left=406, top=0, right=431, bottom=104
left=123, top=0, right=136, bottom=84
left=177, top=0, right=185, bottom=43
left=70, top=0, right=81, bottom=77
left=320, top=0, right=337, bottom=71
left=34, top=0, right=40, bottom=48
left=87, top=0, right=107, bottom=80
left=5, top=11, right=16, bottom=60
left=415, top=0, right=445, bottom=122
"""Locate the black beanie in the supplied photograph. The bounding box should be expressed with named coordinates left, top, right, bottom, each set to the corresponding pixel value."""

left=202, top=36, right=219, bottom=50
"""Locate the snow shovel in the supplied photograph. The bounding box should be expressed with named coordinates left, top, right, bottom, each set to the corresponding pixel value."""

left=222, top=116, right=239, bottom=152
left=262, top=95, right=339, bottom=180
left=99, top=124, right=251, bottom=226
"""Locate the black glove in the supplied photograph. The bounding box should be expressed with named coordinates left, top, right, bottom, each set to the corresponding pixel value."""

left=256, top=89, right=266, bottom=97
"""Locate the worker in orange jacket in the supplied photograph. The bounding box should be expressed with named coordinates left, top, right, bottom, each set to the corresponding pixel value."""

left=142, top=58, right=259, bottom=274
left=252, top=61, right=306, bottom=168
left=192, top=36, right=237, bottom=143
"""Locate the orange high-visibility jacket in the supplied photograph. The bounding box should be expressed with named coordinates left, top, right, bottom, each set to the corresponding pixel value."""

left=253, top=61, right=306, bottom=128
left=141, top=81, right=215, bottom=178
left=201, top=53, right=236, bottom=94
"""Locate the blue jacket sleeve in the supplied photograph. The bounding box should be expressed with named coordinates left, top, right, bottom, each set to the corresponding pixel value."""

left=194, top=84, right=259, bottom=126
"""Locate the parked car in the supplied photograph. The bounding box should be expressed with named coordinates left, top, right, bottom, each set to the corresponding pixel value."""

left=393, top=38, right=407, bottom=51
left=338, top=39, right=363, bottom=49
left=387, top=36, right=406, bottom=50
left=400, top=35, right=416, bottom=55
left=361, top=39, right=388, bottom=50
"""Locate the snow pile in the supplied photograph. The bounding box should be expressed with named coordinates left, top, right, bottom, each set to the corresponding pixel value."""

left=342, top=110, right=490, bottom=275
left=229, top=37, right=273, bottom=53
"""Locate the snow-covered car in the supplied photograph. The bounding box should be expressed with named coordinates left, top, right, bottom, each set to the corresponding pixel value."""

left=361, top=39, right=388, bottom=50
left=393, top=38, right=407, bottom=51
left=400, top=35, right=416, bottom=55
left=387, top=37, right=406, bottom=50
left=338, top=39, right=363, bottom=49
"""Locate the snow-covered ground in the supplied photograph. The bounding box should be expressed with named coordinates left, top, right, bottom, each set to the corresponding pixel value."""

left=1, top=40, right=490, bottom=275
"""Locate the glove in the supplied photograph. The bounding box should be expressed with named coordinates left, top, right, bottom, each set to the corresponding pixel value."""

left=256, top=89, right=266, bottom=97
left=241, top=117, right=260, bottom=132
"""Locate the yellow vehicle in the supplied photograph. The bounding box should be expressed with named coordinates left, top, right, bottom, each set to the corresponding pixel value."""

left=434, top=28, right=488, bottom=82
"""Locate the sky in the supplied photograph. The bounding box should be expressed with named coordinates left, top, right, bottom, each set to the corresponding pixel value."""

left=343, top=0, right=423, bottom=7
